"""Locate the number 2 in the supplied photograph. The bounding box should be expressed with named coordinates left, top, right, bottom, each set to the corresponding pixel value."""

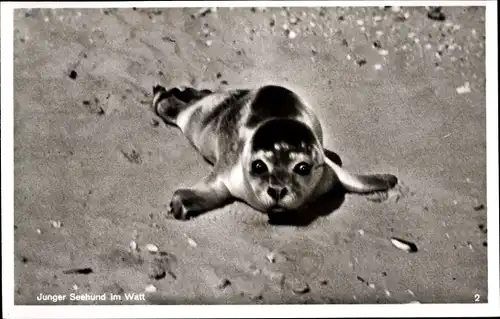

left=474, top=294, right=480, bottom=302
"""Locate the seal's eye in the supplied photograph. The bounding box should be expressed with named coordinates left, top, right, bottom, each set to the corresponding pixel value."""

left=251, top=160, right=268, bottom=175
left=294, top=162, right=312, bottom=176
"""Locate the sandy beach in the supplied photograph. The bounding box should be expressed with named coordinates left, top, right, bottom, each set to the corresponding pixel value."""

left=12, top=5, right=487, bottom=305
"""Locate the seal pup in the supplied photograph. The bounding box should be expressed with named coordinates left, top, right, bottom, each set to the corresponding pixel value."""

left=152, top=84, right=398, bottom=220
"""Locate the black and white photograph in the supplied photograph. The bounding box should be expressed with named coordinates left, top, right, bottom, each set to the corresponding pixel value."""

left=1, top=1, right=498, bottom=318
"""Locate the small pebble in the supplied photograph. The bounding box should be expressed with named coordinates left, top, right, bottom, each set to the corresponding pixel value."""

left=378, top=49, right=389, bottom=56
left=356, top=19, right=364, bottom=26
left=50, top=220, right=62, bottom=228
left=374, top=64, right=383, bottom=70
left=376, top=30, right=384, bottom=37
left=266, top=252, right=276, bottom=263
left=357, top=229, right=365, bottom=236
left=72, top=284, right=79, bottom=291
left=187, top=237, right=197, bottom=247
left=129, top=240, right=137, bottom=252
left=373, top=16, right=382, bottom=22
left=456, top=82, right=471, bottom=94
left=36, top=228, right=42, bottom=234
left=145, top=284, right=157, bottom=293
left=390, top=237, right=418, bottom=253
left=391, top=6, right=401, bottom=13
left=368, top=283, right=376, bottom=289
left=205, top=40, right=213, bottom=47
left=384, top=289, right=391, bottom=296
left=287, top=30, right=297, bottom=39
left=145, top=243, right=159, bottom=254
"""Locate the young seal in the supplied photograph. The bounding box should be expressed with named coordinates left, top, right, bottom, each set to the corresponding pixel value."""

left=152, top=84, right=398, bottom=220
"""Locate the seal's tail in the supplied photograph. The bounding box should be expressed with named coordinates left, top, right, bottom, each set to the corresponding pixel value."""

left=152, top=85, right=212, bottom=126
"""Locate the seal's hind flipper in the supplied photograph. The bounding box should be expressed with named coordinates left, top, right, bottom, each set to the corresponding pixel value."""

left=153, top=84, right=165, bottom=96
left=174, top=87, right=213, bottom=104
left=152, top=87, right=187, bottom=125
left=152, top=85, right=214, bottom=125
left=153, top=84, right=213, bottom=125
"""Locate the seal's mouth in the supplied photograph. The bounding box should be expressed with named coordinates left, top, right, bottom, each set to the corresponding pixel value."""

left=268, top=205, right=287, bottom=213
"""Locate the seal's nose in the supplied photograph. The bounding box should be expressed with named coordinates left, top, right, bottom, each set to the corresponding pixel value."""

left=267, top=186, right=288, bottom=201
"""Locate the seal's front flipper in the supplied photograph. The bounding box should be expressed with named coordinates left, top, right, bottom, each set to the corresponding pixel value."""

left=167, top=176, right=232, bottom=220
left=325, top=157, right=398, bottom=194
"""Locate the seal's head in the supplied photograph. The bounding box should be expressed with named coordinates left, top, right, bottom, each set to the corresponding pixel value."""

left=243, top=118, right=325, bottom=213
